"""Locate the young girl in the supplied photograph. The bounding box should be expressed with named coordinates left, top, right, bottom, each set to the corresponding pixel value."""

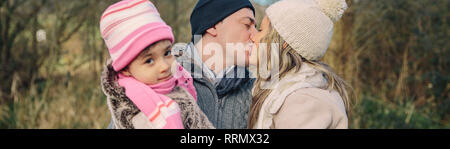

left=248, top=0, right=352, bottom=129
left=99, top=0, right=214, bottom=129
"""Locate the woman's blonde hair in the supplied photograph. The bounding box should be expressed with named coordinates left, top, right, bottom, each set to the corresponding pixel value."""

left=248, top=22, right=353, bottom=128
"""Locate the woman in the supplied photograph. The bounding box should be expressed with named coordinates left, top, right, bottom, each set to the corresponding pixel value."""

left=248, top=0, right=352, bottom=129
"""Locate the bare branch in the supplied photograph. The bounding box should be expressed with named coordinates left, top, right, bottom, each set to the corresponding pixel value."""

left=6, top=0, right=45, bottom=51
left=58, top=20, right=85, bottom=44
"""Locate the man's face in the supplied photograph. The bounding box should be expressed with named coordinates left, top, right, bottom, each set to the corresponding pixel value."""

left=214, top=8, right=258, bottom=67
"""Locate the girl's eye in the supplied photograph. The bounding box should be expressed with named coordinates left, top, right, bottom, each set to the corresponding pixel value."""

left=164, top=50, right=172, bottom=56
left=145, top=58, right=154, bottom=64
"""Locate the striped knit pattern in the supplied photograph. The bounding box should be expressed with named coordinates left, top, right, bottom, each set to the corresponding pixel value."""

left=100, top=0, right=174, bottom=71
left=147, top=98, right=181, bottom=128
left=117, top=72, right=185, bottom=129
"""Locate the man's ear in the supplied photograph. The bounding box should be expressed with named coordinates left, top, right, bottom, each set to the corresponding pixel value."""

left=205, top=23, right=220, bottom=37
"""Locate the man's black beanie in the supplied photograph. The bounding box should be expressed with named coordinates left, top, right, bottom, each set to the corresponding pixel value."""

left=190, top=0, right=255, bottom=39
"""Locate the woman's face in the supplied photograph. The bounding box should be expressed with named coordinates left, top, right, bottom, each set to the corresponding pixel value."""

left=249, top=15, right=271, bottom=66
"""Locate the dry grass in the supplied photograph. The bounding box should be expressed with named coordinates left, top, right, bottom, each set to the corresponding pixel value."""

left=0, top=47, right=110, bottom=129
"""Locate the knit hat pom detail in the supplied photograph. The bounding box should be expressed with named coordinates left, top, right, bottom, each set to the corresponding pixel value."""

left=314, top=0, right=348, bottom=22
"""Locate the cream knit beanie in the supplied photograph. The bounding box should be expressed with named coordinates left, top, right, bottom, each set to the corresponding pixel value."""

left=266, top=0, right=347, bottom=61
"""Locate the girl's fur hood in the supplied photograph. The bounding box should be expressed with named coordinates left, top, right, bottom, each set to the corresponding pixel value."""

left=101, top=61, right=140, bottom=129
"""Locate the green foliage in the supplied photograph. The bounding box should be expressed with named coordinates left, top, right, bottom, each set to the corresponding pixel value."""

left=326, top=0, right=449, bottom=128
left=351, top=95, right=445, bottom=129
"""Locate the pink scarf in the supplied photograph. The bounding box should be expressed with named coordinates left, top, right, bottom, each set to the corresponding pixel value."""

left=117, top=62, right=197, bottom=129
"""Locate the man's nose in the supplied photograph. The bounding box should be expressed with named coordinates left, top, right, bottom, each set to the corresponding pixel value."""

left=250, top=34, right=255, bottom=43
left=250, top=32, right=257, bottom=43
left=250, top=26, right=258, bottom=35
left=249, top=26, right=259, bottom=41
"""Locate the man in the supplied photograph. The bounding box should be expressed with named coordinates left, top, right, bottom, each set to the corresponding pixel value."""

left=174, top=0, right=258, bottom=129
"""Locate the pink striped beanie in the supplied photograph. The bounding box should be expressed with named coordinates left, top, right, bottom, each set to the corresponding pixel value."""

left=100, top=0, right=174, bottom=71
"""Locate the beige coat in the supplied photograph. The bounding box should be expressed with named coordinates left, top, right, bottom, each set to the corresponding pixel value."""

left=272, top=88, right=348, bottom=129
left=253, top=63, right=348, bottom=129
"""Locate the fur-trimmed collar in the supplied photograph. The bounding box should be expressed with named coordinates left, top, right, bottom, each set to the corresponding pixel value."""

left=100, top=60, right=215, bottom=129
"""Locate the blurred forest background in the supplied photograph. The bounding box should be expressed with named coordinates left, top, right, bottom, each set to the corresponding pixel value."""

left=0, top=0, right=448, bottom=128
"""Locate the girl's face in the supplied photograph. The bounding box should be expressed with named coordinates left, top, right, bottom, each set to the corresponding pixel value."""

left=249, top=15, right=271, bottom=66
left=122, top=40, right=175, bottom=85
